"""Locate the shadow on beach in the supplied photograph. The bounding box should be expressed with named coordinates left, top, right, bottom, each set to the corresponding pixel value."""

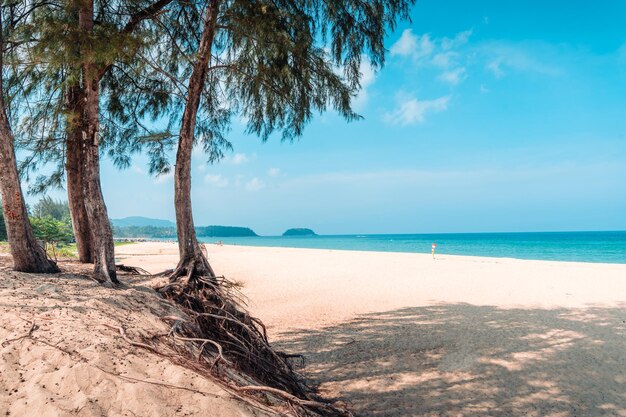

left=277, top=303, right=626, bottom=417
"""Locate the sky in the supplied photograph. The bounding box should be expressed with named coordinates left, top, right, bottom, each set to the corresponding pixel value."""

left=36, top=0, right=626, bottom=236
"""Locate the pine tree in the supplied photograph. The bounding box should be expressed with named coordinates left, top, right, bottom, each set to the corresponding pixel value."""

left=32, top=196, right=71, bottom=222
left=145, top=0, right=414, bottom=280
left=0, top=2, right=59, bottom=273
left=15, top=0, right=175, bottom=284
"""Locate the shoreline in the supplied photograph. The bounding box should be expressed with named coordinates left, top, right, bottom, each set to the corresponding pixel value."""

left=117, top=239, right=626, bottom=266
left=113, top=241, right=626, bottom=416
left=4, top=242, right=623, bottom=416
left=116, top=242, right=626, bottom=333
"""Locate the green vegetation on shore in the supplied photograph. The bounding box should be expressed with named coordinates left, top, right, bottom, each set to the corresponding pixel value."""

left=283, top=228, right=317, bottom=236
left=1, top=198, right=259, bottom=242
left=113, top=225, right=257, bottom=239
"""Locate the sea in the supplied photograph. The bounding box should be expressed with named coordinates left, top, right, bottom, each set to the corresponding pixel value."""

left=198, top=231, right=626, bottom=264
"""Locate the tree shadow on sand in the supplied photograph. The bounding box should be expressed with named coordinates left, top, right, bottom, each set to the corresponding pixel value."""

left=277, top=303, right=626, bottom=417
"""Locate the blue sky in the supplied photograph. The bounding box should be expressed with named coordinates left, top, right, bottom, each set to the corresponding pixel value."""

left=38, top=0, right=626, bottom=235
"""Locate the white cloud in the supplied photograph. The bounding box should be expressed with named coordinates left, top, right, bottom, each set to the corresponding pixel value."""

left=480, top=84, right=490, bottom=93
left=281, top=164, right=610, bottom=189
left=154, top=171, right=173, bottom=184
left=131, top=166, right=145, bottom=175
left=441, top=30, right=472, bottom=51
left=390, top=29, right=472, bottom=87
left=204, top=174, right=229, bottom=187
left=268, top=168, right=281, bottom=177
left=437, top=67, right=467, bottom=85
left=231, top=153, right=249, bottom=165
left=391, top=29, right=471, bottom=66
left=390, top=29, right=434, bottom=60
left=245, top=178, right=265, bottom=191
left=487, top=59, right=505, bottom=78
left=482, top=43, right=562, bottom=78
left=390, top=29, right=417, bottom=56
left=432, top=51, right=457, bottom=68
left=384, top=95, right=450, bottom=126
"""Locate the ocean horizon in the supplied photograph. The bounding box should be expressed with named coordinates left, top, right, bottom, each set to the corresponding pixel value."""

left=198, top=230, right=626, bottom=264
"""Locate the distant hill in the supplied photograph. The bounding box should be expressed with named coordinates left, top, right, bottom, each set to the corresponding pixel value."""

left=111, top=216, right=175, bottom=228
left=196, top=226, right=257, bottom=237
left=111, top=221, right=258, bottom=238
left=283, top=228, right=317, bottom=236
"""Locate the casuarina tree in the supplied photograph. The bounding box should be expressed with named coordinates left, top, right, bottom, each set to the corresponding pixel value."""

left=144, top=0, right=414, bottom=281
left=135, top=0, right=417, bottom=403
left=16, top=0, right=175, bottom=284
left=0, top=2, right=58, bottom=273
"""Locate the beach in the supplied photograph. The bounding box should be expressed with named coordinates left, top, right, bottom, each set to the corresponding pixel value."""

left=113, top=242, right=626, bottom=416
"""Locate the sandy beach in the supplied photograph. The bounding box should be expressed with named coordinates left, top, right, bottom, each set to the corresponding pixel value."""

left=110, top=242, right=626, bottom=417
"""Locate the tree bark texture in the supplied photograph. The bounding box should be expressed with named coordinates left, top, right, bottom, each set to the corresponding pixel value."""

left=0, top=13, right=59, bottom=273
left=78, top=0, right=118, bottom=285
left=65, top=83, right=93, bottom=263
left=173, top=0, right=219, bottom=279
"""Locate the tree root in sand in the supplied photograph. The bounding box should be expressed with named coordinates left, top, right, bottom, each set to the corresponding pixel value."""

left=116, top=264, right=150, bottom=275
left=153, top=263, right=353, bottom=417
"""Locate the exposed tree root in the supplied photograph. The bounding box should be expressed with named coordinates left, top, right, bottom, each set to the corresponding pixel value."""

left=1, top=322, right=38, bottom=347
left=169, top=256, right=216, bottom=282
left=116, top=264, right=150, bottom=275
left=156, top=261, right=353, bottom=417
left=234, top=385, right=349, bottom=415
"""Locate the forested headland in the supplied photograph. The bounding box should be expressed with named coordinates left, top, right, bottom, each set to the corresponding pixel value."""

left=113, top=224, right=257, bottom=238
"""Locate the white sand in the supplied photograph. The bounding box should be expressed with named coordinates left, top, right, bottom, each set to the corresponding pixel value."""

left=0, top=258, right=276, bottom=417
left=116, top=242, right=626, bottom=331
left=116, top=242, right=626, bottom=417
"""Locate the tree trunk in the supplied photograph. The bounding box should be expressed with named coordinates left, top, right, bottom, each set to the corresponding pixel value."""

left=65, top=83, right=93, bottom=263
left=172, top=1, right=219, bottom=280
left=0, top=14, right=59, bottom=274
left=78, top=0, right=118, bottom=285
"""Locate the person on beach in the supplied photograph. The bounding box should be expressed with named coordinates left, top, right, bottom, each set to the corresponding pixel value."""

left=432, top=243, right=437, bottom=259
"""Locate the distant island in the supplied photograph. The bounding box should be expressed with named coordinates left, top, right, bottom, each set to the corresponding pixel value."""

left=111, top=216, right=176, bottom=228
left=283, top=228, right=317, bottom=236
left=111, top=217, right=257, bottom=238
left=196, top=226, right=257, bottom=237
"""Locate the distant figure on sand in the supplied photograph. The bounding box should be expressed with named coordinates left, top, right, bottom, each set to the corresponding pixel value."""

left=432, top=243, right=437, bottom=259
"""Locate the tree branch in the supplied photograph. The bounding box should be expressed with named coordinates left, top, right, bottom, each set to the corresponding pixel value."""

left=98, top=0, right=175, bottom=78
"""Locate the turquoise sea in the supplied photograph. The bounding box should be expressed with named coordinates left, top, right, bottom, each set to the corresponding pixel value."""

left=199, top=231, right=626, bottom=264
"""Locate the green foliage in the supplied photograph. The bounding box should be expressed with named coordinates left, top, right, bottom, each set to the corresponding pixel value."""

left=112, top=225, right=257, bottom=238
left=8, top=0, right=415, bottom=188
left=283, top=228, right=317, bottom=236
left=0, top=242, right=10, bottom=253
left=31, top=196, right=71, bottom=221
left=55, top=243, right=78, bottom=258
left=30, top=216, right=74, bottom=244
left=7, top=0, right=175, bottom=192
left=196, top=226, right=257, bottom=237
left=132, top=0, right=415, bottom=174
left=30, top=216, right=75, bottom=259
left=113, top=225, right=177, bottom=239
left=0, top=206, right=7, bottom=241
